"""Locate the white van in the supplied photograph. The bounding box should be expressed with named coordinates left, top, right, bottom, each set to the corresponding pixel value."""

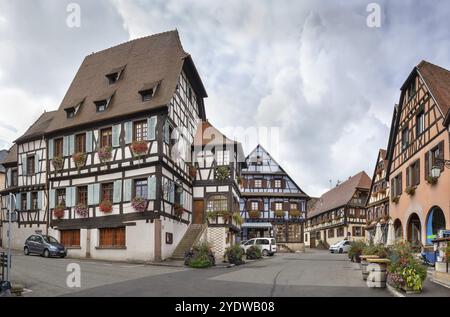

left=241, top=238, right=277, bottom=256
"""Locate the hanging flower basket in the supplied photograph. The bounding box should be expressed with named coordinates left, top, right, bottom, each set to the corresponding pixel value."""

left=72, top=152, right=87, bottom=169
left=391, top=196, right=400, bottom=204
left=248, top=210, right=261, bottom=219
left=274, top=210, right=285, bottom=218
left=405, top=186, right=416, bottom=196
left=99, top=200, right=113, bottom=213
left=98, top=146, right=113, bottom=163
left=53, top=205, right=65, bottom=219
left=426, top=176, right=438, bottom=185
left=131, top=197, right=147, bottom=212
left=52, top=156, right=64, bottom=171
left=131, top=141, right=148, bottom=157
left=289, top=210, right=301, bottom=218
left=216, top=166, right=230, bottom=180
left=174, top=203, right=184, bottom=217
left=74, top=203, right=88, bottom=218
left=188, top=164, right=197, bottom=179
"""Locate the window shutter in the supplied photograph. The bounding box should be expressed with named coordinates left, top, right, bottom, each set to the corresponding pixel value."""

left=399, top=173, right=403, bottom=193
left=49, top=189, right=55, bottom=209
left=86, top=131, right=93, bottom=153
left=6, top=169, right=11, bottom=187
left=169, top=181, right=175, bottom=203
left=66, top=187, right=73, bottom=207
left=180, top=190, right=184, bottom=207
left=112, top=124, right=121, bottom=147
left=406, top=167, right=410, bottom=187
left=15, top=193, right=21, bottom=210
left=124, top=122, right=132, bottom=144
left=262, top=180, right=267, bottom=188
left=425, top=151, right=430, bottom=178
left=87, top=184, right=94, bottom=205
left=26, top=192, right=31, bottom=210
left=48, top=138, right=54, bottom=159
left=164, top=122, right=170, bottom=144
left=281, top=179, right=286, bottom=189
left=283, top=202, right=289, bottom=211
left=415, top=160, right=420, bottom=186
left=93, top=183, right=100, bottom=204
left=37, top=191, right=43, bottom=210
left=148, top=176, right=156, bottom=200
left=438, top=141, right=445, bottom=171
left=63, top=136, right=69, bottom=156
left=21, top=154, right=27, bottom=175
left=259, top=201, right=263, bottom=211
left=113, top=180, right=122, bottom=204
left=246, top=200, right=251, bottom=210
left=123, top=179, right=132, bottom=202
left=71, top=187, right=76, bottom=207
left=270, top=202, right=275, bottom=211
left=35, top=152, right=40, bottom=173
left=148, top=117, right=157, bottom=141
left=69, top=135, right=75, bottom=155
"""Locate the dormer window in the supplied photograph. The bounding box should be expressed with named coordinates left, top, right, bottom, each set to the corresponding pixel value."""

left=94, top=92, right=115, bottom=113
left=95, top=100, right=108, bottom=112
left=65, top=108, right=76, bottom=118
left=106, top=65, right=125, bottom=85
left=64, top=98, right=84, bottom=119
left=139, top=80, right=161, bottom=102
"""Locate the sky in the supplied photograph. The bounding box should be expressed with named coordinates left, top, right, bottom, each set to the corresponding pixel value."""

left=0, top=0, right=449, bottom=197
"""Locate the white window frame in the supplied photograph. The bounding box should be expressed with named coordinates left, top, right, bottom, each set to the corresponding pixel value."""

left=254, top=179, right=262, bottom=188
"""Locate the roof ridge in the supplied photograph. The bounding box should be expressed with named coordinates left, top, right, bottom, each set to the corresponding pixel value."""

left=418, top=60, right=450, bottom=74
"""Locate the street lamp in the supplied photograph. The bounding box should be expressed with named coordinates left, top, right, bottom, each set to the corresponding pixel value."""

left=431, top=158, right=450, bottom=178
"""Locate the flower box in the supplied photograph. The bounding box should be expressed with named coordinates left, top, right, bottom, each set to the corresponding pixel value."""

left=174, top=203, right=184, bottom=217
left=99, top=200, right=113, bottom=213
left=405, top=186, right=416, bottom=196
left=274, top=210, right=285, bottom=218
left=378, top=188, right=387, bottom=195
left=248, top=210, right=261, bottom=219
left=289, top=210, right=301, bottom=218
left=131, top=141, right=149, bottom=157
left=53, top=206, right=65, bottom=219
left=98, top=146, right=113, bottom=163
left=74, top=203, right=88, bottom=218
left=426, top=176, right=438, bottom=185
left=52, top=156, right=64, bottom=171
left=391, top=196, right=400, bottom=204
left=72, top=152, right=87, bottom=170
left=131, top=197, right=147, bottom=212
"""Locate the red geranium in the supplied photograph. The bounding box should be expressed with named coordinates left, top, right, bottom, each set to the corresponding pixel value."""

left=99, top=200, right=113, bottom=213
left=131, top=141, right=148, bottom=156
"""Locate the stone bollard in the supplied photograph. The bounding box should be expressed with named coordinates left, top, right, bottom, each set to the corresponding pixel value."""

left=366, top=259, right=390, bottom=288
left=360, top=255, right=380, bottom=281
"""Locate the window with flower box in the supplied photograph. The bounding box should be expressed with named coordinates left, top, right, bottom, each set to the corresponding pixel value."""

left=133, top=120, right=148, bottom=142
left=134, top=179, right=148, bottom=199
left=77, top=186, right=88, bottom=205
left=101, top=183, right=113, bottom=201
left=54, top=138, right=64, bottom=157
left=57, top=189, right=66, bottom=206
left=100, top=128, right=112, bottom=148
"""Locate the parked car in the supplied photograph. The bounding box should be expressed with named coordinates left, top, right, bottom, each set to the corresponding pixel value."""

left=24, top=234, right=67, bottom=258
left=329, top=240, right=351, bottom=254
left=241, top=238, right=277, bottom=256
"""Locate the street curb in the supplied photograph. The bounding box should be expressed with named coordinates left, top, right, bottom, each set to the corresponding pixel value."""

left=386, top=284, right=405, bottom=297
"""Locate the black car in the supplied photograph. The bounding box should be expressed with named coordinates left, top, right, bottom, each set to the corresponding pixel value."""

left=24, top=234, right=67, bottom=258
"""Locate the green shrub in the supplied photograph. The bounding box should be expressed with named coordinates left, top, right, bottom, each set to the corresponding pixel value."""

left=362, top=244, right=389, bottom=258
left=246, top=245, right=262, bottom=260
left=348, top=240, right=367, bottom=261
left=184, top=241, right=215, bottom=268
left=225, top=244, right=245, bottom=265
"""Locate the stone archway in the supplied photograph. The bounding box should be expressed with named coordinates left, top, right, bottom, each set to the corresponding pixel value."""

left=407, top=213, right=422, bottom=247
left=426, top=206, right=446, bottom=245
left=394, top=219, right=403, bottom=240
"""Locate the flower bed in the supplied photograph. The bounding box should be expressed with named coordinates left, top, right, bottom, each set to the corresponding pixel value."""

left=131, top=197, right=147, bottom=212
left=99, top=200, right=113, bottom=213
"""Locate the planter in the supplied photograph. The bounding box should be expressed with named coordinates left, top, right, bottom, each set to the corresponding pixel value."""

left=53, top=207, right=65, bottom=219
left=360, top=255, right=380, bottom=281
left=391, top=196, right=400, bottom=204
left=378, top=188, right=386, bottom=195
left=74, top=203, right=88, bottom=218
left=98, top=146, right=113, bottom=163
left=289, top=210, right=301, bottom=218
left=426, top=176, right=438, bottom=185
left=405, top=186, right=416, bottom=196
left=366, top=259, right=390, bottom=288
left=99, top=200, right=113, bottom=213
left=248, top=210, right=261, bottom=219
left=131, top=197, right=147, bottom=212
left=216, top=166, right=230, bottom=180
left=131, top=141, right=149, bottom=157
left=274, top=210, right=285, bottom=218
left=52, top=156, right=64, bottom=171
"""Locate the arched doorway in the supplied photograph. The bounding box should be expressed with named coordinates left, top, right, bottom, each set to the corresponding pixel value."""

left=426, top=207, right=446, bottom=245
left=394, top=219, right=403, bottom=239
left=407, top=213, right=422, bottom=247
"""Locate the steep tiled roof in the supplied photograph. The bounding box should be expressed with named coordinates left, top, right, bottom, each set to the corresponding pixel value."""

left=308, top=171, right=371, bottom=218
left=0, top=144, right=17, bottom=166
left=416, top=61, right=450, bottom=125
left=46, top=30, right=207, bottom=134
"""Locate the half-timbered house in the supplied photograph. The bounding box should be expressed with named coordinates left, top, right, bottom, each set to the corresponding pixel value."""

left=365, top=149, right=390, bottom=243
left=305, top=172, right=371, bottom=248
left=386, top=60, right=450, bottom=248
left=240, top=145, right=309, bottom=251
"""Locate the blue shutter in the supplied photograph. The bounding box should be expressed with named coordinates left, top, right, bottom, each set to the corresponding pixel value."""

left=49, top=189, right=55, bottom=209
left=37, top=191, right=43, bottom=210
left=123, top=179, right=132, bottom=202
left=124, top=122, right=133, bottom=144
left=65, top=188, right=71, bottom=207
left=180, top=190, right=184, bottom=207
left=86, top=131, right=93, bottom=153
left=112, top=124, right=121, bottom=147
left=21, top=154, right=27, bottom=175
left=113, top=180, right=122, bottom=203
left=15, top=193, right=21, bottom=210
left=164, top=123, right=170, bottom=144
left=169, top=181, right=174, bottom=203
left=35, top=152, right=40, bottom=174
left=148, top=176, right=156, bottom=200
left=148, top=117, right=157, bottom=141
left=93, top=183, right=100, bottom=204
left=71, top=187, right=76, bottom=207
left=6, top=169, right=11, bottom=187
left=69, top=135, right=75, bottom=154
left=87, top=184, right=94, bottom=205
left=26, top=192, right=31, bottom=210
left=63, top=136, right=69, bottom=156
left=48, top=139, right=54, bottom=159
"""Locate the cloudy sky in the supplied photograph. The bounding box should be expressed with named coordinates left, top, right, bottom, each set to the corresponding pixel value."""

left=0, top=0, right=449, bottom=197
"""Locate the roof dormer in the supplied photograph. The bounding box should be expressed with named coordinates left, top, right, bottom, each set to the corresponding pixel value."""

left=94, top=91, right=115, bottom=113
left=105, top=65, right=126, bottom=85
left=139, top=80, right=161, bottom=102
left=64, top=98, right=85, bottom=119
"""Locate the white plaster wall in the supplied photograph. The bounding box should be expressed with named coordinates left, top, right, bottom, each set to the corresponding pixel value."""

left=161, top=219, right=189, bottom=260
left=2, top=224, right=47, bottom=250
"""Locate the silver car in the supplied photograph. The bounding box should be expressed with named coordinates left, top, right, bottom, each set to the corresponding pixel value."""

left=24, top=234, right=67, bottom=258
left=329, top=240, right=351, bottom=254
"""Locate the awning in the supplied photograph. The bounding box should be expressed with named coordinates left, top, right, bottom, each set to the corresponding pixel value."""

left=241, top=222, right=273, bottom=229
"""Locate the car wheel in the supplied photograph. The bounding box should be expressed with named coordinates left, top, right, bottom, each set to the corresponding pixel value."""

left=262, top=250, right=269, bottom=257
left=339, top=248, right=343, bottom=254
left=24, top=247, right=29, bottom=256
left=43, top=249, right=50, bottom=258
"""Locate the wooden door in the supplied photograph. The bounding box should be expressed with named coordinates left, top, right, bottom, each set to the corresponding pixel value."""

left=310, top=234, right=316, bottom=248
left=193, top=200, right=205, bottom=224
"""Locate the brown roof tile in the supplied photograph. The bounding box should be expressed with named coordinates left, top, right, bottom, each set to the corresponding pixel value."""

left=1, top=144, right=17, bottom=166
left=308, top=171, right=371, bottom=218
left=46, top=30, right=206, bottom=134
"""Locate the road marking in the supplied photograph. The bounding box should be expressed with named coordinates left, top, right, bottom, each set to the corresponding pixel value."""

left=120, top=265, right=145, bottom=268
left=22, top=288, right=33, bottom=294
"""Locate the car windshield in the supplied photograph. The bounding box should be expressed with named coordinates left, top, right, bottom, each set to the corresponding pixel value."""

left=43, top=236, right=59, bottom=244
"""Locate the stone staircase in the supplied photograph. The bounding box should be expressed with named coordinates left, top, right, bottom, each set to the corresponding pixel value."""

left=277, top=243, right=295, bottom=253
left=171, top=224, right=206, bottom=260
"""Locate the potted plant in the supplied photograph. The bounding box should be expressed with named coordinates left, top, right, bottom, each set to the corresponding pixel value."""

left=99, top=200, right=113, bottom=213
left=131, top=197, right=147, bottom=212
left=72, top=152, right=87, bottom=170
left=216, top=166, right=230, bottom=180
left=174, top=203, right=184, bottom=217
left=248, top=210, right=261, bottom=219
left=426, top=176, right=438, bottom=185
left=405, top=186, right=416, bottom=196
left=224, top=244, right=245, bottom=265
left=289, top=210, right=301, bottom=218
left=184, top=242, right=216, bottom=268
left=232, top=212, right=243, bottom=226
left=187, top=163, right=197, bottom=179
left=348, top=241, right=366, bottom=263
left=391, top=196, right=400, bottom=204
left=246, top=245, right=262, bottom=260
left=53, top=205, right=65, bottom=219
left=274, top=210, right=285, bottom=218
left=207, top=211, right=218, bottom=222
left=74, top=203, right=88, bottom=218
left=52, top=156, right=64, bottom=171
left=131, top=140, right=148, bottom=158
left=98, top=146, right=113, bottom=164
